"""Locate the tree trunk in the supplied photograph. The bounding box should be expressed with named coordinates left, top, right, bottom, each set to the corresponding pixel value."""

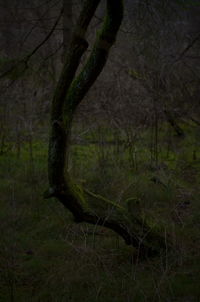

left=63, top=0, right=73, bottom=54
left=45, top=0, right=169, bottom=257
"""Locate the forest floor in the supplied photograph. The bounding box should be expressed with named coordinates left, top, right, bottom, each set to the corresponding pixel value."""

left=0, top=122, right=200, bottom=302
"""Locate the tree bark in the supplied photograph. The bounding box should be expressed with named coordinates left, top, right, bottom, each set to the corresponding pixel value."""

left=46, top=0, right=168, bottom=257
left=63, top=0, right=73, bottom=58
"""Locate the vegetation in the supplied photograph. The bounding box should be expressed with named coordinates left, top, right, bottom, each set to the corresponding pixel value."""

left=0, top=0, right=200, bottom=301
left=0, top=122, right=200, bottom=301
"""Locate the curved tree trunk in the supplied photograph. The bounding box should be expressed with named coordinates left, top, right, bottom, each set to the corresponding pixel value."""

left=45, top=0, right=168, bottom=257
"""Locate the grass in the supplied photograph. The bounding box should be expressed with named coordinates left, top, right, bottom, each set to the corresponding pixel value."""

left=0, top=122, right=200, bottom=301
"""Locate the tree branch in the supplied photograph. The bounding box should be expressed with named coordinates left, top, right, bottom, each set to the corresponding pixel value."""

left=0, top=6, right=63, bottom=80
left=175, top=32, right=200, bottom=63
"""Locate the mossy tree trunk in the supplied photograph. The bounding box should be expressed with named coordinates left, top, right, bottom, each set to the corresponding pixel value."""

left=45, top=0, right=168, bottom=257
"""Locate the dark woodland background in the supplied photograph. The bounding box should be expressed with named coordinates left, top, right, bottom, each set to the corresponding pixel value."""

left=0, top=0, right=200, bottom=301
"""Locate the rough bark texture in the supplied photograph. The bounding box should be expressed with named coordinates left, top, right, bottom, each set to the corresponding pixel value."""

left=46, top=0, right=168, bottom=257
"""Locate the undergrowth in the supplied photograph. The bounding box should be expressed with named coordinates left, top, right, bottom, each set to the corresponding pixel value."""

left=0, top=123, right=199, bottom=301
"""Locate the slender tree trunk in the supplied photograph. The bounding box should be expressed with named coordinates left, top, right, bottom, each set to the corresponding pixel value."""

left=45, top=0, right=169, bottom=257
left=63, top=0, right=73, bottom=54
